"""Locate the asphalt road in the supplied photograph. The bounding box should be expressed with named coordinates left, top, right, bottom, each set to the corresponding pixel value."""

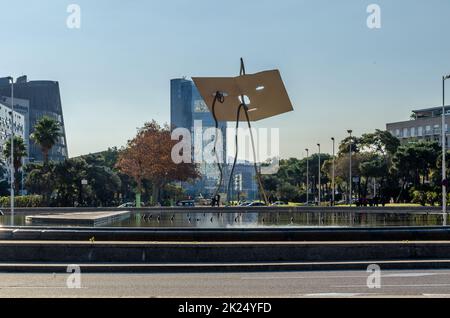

left=1, top=269, right=450, bottom=297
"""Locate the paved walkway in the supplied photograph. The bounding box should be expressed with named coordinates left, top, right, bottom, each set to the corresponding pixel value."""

left=0, top=269, right=450, bottom=297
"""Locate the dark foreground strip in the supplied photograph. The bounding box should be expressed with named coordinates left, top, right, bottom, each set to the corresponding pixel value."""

left=2, top=226, right=450, bottom=241
left=1, top=259, right=450, bottom=273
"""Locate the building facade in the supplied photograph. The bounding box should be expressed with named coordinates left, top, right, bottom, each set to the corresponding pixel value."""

left=170, top=78, right=259, bottom=200
left=386, top=106, right=450, bottom=146
left=170, top=78, right=227, bottom=198
left=0, top=76, right=68, bottom=162
left=226, top=162, right=259, bottom=201
left=0, top=101, right=26, bottom=158
left=0, top=96, right=30, bottom=160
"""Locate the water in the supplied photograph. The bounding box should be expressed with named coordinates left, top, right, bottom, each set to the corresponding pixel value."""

left=0, top=211, right=445, bottom=228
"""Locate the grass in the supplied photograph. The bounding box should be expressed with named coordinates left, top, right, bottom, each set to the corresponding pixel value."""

left=285, top=202, right=431, bottom=208
left=385, top=203, right=423, bottom=207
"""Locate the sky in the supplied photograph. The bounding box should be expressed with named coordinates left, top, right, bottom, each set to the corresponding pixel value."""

left=0, top=0, right=450, bottom=159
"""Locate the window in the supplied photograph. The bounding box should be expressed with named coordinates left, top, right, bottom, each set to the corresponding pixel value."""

left=434, top=125, right=440, bottom=135
left=403, top=128, right=408, bottom=138
left=410, top=127, right=416, bottom=137
left=395, top=129, right=400, bottom=137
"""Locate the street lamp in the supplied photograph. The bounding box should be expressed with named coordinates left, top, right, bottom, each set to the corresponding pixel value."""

left=305, top=148, right=309, bottom=206
left=6, top=77, right=14, bottom=225
left=442, top=74, right=450, bottom=225
left=317, top=143, right=321, bottom=206
left=347, top=130, right=353, bottom=206
left=331, top=137, right=335, bottom=206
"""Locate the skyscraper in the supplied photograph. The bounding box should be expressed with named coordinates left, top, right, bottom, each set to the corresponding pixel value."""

left=170, top=78, right=227, bottom=198
left=0, top=76, right=68, bottom=162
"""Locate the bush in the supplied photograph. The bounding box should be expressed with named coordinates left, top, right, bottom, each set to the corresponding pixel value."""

left=411, top=190, right=426, bottom=206
left=426, top=191, right=438, bottom=206
left=0, top=195, right=44, bottom=208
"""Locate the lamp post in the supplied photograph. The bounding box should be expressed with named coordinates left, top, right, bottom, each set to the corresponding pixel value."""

left=443, top=74, right=450, bottom=225
left=331, top=137, right=335, bottom=206
left=317, top=143, right=321, bottom=206
left=7, top=77, right=14, bottom=225
left=347, top=130, right=353, bottom=206
left=305, top=148, right=309, bottom=206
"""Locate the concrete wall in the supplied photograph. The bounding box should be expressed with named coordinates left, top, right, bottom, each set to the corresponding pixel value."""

left=0, top=241, right=449, bottom=263
left=1, top=226, right=450, bottom=242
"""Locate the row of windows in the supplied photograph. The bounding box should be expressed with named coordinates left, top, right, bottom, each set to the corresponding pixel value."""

left=390, top=124, right=448, bottom=138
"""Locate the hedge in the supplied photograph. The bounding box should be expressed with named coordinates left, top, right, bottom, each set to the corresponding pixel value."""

left=0, top=195, right=44, bottom=208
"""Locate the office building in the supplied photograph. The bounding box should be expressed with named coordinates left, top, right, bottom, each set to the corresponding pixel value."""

left=171, top=78, right=227, bottom=198
left=171, top=78, right=259, bottom=200
left=0, top=96, right=30, bottom=160
left=225, top=161, right=259, bottom=201
left=0, top=101, right=26, bottom=157
left=0, top=76, right=68, bottom=162
left=387, top=106, right=450, bottom=146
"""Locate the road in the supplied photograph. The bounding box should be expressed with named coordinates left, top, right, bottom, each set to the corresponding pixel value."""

left=1, top=269, right=450, bottom=297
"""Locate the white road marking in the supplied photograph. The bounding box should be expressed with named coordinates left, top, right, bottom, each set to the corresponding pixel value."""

left=334, top=284, right=450, bottom=288
left=0, top=286, right=88, bottom=289
left=383, top=273, right=437, bottom=278
left=302, top=293, right=363, bottom=297
left=241, top=272, right=444, bottom=280
left=241, top=275, right=367, bottom=280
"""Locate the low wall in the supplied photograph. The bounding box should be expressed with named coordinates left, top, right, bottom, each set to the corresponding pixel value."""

left=1, top=226, right=450, bottom=241
left=0, top=241, right=449, bottom=263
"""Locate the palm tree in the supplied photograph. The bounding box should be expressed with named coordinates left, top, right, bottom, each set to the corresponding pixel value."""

left=3, top=135, right=28, bottom=191
left=30, top=116, right=61, bottom=163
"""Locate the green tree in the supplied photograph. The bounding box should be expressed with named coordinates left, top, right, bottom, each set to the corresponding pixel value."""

left=359, top=129, right=400, bottom=156
left=53, top=158, right=88, bottom=206
left=24, top=162, right=56, bottom=205
left=338, top=136, right=361, bottom=156
left=392, top=141, right=440, bottom=202
left=30, top=116, right=61, bottom=163
left=84, top=155, right=121, bottom=206
left=3, top=135, right=27, bottom=191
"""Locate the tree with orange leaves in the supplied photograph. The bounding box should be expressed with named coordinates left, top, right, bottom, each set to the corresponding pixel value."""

left=116, top=120, right=199, bottom=206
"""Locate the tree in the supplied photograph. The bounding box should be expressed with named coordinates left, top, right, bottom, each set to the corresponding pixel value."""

left=277, top=182, right=300, bottom=202
left=24, top=162, right=56, bottom=205
left=84, top=155, right=121, bottom=206
left=116, top=120, right=199, bottom=206
left=53, top=158, right=88, bottom=206
left=3, top=135, right=27, bottom=191
left=338, top=136, right=361, bottom=156
left=30, top=116, right=61, bottom=163
left=391, top=141, right=440, bottom=202
left=392, top=141, right=440, bottom=186
left=359, top=129, right=400, bottom=156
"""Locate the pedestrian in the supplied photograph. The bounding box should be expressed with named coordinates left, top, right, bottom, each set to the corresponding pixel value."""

left=216, top=194, right=221, bottom=207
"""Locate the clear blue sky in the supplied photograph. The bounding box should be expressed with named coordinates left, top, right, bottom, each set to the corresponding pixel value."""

left=1, top=0, right=450, bottom=158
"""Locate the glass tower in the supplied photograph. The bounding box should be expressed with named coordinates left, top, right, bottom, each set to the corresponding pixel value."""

left=170, top=78, right=227, bottom=198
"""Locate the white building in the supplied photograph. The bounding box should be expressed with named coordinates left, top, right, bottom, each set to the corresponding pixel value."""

left=0, top=101, right=26, bottom=161
left=386, top=106, right=450, bottom=146
left=0, top=96, right=30, bottom=155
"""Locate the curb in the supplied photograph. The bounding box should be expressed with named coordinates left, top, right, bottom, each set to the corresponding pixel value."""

left=1, top=260, right=450, bottom=273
